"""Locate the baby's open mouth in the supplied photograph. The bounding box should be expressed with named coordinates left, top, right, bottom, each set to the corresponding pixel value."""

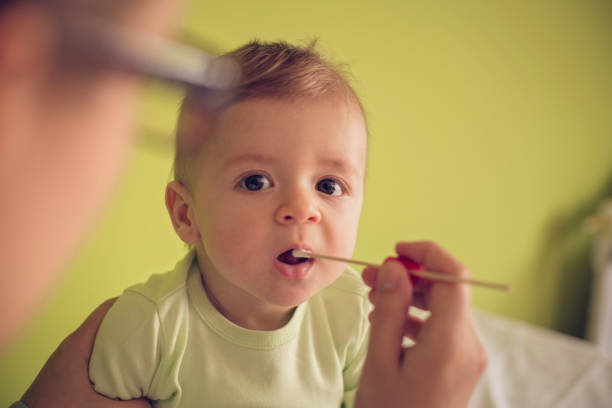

left=277, top=249, right=312, bottom=265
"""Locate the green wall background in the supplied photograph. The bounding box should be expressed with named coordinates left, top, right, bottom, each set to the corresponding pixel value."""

left=2, top=0, right=612, bottom=404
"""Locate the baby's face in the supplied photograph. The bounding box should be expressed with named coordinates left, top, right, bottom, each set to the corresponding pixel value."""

left=189, top=96, right=367, bottom=311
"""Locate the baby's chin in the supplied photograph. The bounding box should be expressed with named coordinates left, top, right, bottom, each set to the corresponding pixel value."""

left=266, top=274, right=342, bottom=307
left=263, top=284, right=322, bottom=309
left=266, top=291, right=313, bottom=309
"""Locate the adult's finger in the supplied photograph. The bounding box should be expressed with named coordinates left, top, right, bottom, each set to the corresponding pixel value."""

left=361, top=266, right=377, bottom=289
left=365, top=276, right=428, bottom=312
left=395, top=241, right=471, bottom=317
left=396, top=242, right=479, bottom=371
left=368, top=311, right=424, bottom=341
left=395, top=241, right=467, bottom=279
left=361, top=260, right=412, bottom=373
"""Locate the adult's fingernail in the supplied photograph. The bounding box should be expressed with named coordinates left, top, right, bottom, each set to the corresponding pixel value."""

left=379, top=264, right=399, bottom=291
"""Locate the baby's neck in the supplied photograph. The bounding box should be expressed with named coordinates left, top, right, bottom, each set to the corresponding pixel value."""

left=204, top=279, right=296, bottom=330
left=196, top=256, right=296, bottom=331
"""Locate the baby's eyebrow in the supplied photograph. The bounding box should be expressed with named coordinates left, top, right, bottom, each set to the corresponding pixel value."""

left=221, top=153, right=360, bottom=177
left=319, top=158, right=360, bottom=178
left=222, top=153, right=278, bottom=170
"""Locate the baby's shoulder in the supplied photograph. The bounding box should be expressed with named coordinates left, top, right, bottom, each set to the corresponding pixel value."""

left=125, top=251, right=195, bottom=306
left=90, top=252, right=196, bottom=400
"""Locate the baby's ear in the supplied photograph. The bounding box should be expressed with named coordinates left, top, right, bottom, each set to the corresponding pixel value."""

left=165, top=181, right=200, bottom=244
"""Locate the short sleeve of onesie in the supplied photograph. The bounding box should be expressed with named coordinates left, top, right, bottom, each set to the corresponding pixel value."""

left=89, top=291, right=162, bottom=400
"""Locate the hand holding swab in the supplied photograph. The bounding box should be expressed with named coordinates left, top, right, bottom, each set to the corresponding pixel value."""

left=292, top=249, right=512, bottom=292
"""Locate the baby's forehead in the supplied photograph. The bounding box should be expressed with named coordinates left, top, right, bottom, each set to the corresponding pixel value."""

left=215, top=96, right=365, bottom=136
left=210, top=97, right=366, bottom=155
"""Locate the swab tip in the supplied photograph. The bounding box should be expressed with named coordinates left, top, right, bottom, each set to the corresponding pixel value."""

left=292, top=249, right=311, bottom=258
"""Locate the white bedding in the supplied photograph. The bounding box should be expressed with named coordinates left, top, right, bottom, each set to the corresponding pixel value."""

left=469, top=311, right=612, bottom=408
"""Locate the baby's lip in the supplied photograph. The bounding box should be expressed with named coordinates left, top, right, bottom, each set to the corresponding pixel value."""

left=276, top=245, right=314, bottom=265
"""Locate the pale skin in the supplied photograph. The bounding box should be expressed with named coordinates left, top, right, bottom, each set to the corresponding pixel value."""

left=165, top=96, right=367, bottom=330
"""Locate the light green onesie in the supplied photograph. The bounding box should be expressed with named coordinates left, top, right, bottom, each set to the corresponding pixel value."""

left=89, top=250, right=371, bottom=407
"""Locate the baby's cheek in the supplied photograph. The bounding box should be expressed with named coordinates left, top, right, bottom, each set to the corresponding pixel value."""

left=202, top=220, right=241, bottom=265
left=211, top=218, right=267, bottom=269
left=214, top=231, right=249, bottom=266
left=330, top=211, right=360, bottom=255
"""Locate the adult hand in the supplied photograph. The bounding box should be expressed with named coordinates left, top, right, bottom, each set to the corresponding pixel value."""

left=356, top=241, right=486, bottom=408
left=21, top=298, right=151, bottom=408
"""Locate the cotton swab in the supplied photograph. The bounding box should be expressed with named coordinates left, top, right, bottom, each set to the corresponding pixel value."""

left=292, top=249, right=512, bottom=292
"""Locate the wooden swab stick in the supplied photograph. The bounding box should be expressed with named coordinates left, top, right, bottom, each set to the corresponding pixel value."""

left=292, top=249, right=512, bottom=292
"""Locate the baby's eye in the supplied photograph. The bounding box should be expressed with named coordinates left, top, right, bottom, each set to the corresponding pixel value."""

left=316, top=178, right=343, bottom=196
left=238, top=174, right=272, bottom=191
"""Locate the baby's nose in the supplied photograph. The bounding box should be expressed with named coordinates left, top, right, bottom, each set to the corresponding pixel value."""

left=275, top=190, right=321, bottom=224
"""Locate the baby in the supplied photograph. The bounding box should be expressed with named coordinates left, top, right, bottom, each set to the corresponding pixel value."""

left=89, top=40, right=370, bottom=407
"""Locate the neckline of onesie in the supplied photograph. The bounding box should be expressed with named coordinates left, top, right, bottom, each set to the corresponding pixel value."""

left=186, top=255, right=306, bottom=350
